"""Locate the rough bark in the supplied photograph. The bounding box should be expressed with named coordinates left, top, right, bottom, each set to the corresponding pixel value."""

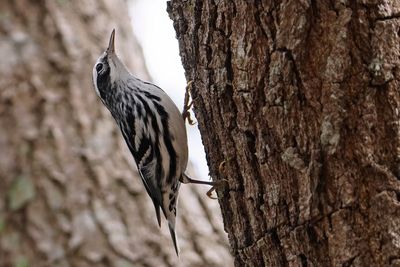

left=0, top=1, right=231, bottom=266
left=168, top=0, right=400, bottom=266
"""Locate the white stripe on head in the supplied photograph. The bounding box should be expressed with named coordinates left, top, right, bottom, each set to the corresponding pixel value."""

left=92, top=52, right=107, bottom=98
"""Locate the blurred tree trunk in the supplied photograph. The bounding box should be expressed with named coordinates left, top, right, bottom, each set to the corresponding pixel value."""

left=168, top=0, right=400, bottom=266
left=0, top=1, right=232, bottom=266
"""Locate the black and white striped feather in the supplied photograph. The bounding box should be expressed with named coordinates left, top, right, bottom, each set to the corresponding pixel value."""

left=92, top=30, right=186, bottom=256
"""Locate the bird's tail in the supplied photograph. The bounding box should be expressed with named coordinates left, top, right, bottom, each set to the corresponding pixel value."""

left=168, top=217, right=179, bottom=256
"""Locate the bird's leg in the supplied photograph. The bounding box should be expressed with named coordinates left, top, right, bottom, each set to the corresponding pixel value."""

left=181, top=174, right=228, bottom=199
left=182, top=80, right=196, bottom=125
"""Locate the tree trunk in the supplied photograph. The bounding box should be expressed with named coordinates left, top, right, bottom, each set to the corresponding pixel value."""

left=0, top=1, right=231, bottom=266
left=168, top=0, right=400, bottom=266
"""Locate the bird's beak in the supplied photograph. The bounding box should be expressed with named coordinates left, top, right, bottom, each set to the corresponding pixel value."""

left=107, top=29, right=115, bottom=54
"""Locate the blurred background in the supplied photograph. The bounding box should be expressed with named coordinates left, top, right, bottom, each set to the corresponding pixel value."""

left=0, top=0, right=232, bottom=266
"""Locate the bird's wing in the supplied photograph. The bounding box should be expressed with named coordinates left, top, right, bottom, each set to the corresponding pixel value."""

left=118, top=120, right=163, bottom=227
left=138, top=142, right=179, bottom=256
left=136, top=145, right=163, bottom=227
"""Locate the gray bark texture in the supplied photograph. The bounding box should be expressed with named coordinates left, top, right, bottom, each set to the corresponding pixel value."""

left=168, top=0, right=400, bottom=266
left=0, top=1, right=232, bottom=266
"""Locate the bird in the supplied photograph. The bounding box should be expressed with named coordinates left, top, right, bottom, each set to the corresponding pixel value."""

left=92, top=29, right=225, bottom=256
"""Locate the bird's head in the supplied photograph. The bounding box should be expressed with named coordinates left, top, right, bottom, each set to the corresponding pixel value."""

left=92, top=29, right=130, bottom=100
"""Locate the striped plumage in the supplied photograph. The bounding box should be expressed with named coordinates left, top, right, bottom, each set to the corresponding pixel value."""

left=92, top=30, right=188, bottom=255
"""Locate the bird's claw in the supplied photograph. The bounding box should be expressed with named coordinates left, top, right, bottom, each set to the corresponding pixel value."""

left=218, top=160, right=226, bottom=174
left=206, top=179, right=228, bottom=200
left=182, top=80, right=196, bottom=125
left=186, top=80, right=193, bottom=89
left=182, top=110, right=196, bottom=125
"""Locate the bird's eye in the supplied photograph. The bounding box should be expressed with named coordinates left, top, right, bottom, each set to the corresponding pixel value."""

left=96, top=63, right=103, bottom=73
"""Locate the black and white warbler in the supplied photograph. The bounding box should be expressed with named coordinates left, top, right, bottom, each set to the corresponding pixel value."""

left=92, top=30, right=224, bottom=256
